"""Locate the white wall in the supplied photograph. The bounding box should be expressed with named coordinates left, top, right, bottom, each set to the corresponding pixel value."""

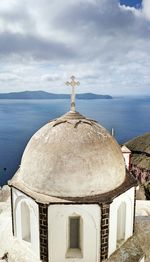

left=48, top=204, right=100, bottom=262
left=108, top=187, right=135, bottom=257
left=123, top=153, right=130, bottom=170
left=12, top=188, right=40, bottom=258
left=140, top=257, right=145, bottom=262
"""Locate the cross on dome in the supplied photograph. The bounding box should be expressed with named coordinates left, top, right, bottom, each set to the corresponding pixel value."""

left=65, top=76, right=80, bottom=112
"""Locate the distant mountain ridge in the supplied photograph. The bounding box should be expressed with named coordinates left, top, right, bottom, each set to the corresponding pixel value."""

left=0, top=91, right=112, bottom=99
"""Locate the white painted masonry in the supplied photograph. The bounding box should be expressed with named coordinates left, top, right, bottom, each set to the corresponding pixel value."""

left=12, top=188, right=40, bottom=258
left=121, top=145, right=131, bottom=170
left=140, top=257, right=145, bottom=262
left=48, top=204, right=100, bottom=262
left=123, top=153, right=130, bottom=170
left=108, top=187, right=135, bottom=257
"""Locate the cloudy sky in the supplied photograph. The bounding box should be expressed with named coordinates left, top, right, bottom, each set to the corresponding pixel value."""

left=0, top=0, right=150, bottom=95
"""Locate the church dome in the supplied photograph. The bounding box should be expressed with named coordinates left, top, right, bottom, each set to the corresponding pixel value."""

left=17, top=110, right=126, bottom=197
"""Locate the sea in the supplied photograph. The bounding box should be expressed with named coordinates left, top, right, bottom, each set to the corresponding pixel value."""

left=0, top=96, right=150, bottom=186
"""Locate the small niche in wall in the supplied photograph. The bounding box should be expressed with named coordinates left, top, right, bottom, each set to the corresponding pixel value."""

left=21, top=201, right=31, bottom=242
left=117, top=202, right=126, bottom=248
left=66, top=216, right=83, bottom=258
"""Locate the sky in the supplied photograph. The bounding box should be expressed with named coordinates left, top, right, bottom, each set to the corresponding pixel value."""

left=0, top=0, right=150, bottom=95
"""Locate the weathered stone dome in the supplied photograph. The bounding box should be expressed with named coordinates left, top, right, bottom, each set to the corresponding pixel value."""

left=16, top=111, right=126, bottom=197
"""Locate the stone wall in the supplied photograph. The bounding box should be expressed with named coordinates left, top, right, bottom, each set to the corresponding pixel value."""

left=131, top=165, right=150, bottom=184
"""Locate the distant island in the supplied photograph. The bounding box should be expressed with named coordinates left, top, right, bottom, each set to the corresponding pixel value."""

left=0, top=91, right=112, bottom=100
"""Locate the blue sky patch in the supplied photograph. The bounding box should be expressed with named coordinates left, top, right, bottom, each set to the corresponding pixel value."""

left=120, top=0, right=142, bottom=8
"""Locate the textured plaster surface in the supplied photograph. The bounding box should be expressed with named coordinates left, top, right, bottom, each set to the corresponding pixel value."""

left=9, top=170, right=136, bottom=204
left=10, top=111, right=126, bottom=197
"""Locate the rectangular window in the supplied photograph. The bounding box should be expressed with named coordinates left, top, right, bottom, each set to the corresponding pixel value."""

left=66, top=216, right=83, bottom=258
left=69, top=217, right=80, bottom=249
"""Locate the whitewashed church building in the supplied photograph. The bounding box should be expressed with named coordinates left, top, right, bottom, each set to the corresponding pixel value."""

left=9, top=77, right=141, bottom=262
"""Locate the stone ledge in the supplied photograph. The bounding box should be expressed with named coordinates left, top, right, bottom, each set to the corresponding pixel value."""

left=107, top=235, right=144, bottom=262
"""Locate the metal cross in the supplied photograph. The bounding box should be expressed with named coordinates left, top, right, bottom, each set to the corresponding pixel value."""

left=65, top=76, right=80, bottom=112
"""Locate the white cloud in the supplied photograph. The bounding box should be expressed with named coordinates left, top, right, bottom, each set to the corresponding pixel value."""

left=142, top=0, right=150, bottom=20
left=42, top=74, right=60, bottom=81
left=0, top=72, right=20, bottom=82
left=0, top=0, right=149, bottom=95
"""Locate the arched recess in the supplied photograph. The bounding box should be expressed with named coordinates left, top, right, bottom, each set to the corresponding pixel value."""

left=21, top=201, right=31, bottom=242
left=13, top=192, right=40, bottom=257
left=117, top=202, right=126, bottom=247
left=108, top=188, right=134, bottom=257
left=14, top=196, right=39, bottom=246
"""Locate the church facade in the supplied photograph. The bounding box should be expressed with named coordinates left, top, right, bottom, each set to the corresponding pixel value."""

left=9, top=77, right=141, bottom=262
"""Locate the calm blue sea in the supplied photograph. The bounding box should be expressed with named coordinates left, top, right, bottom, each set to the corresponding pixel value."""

left=0, top=97, right=150, bottom=186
